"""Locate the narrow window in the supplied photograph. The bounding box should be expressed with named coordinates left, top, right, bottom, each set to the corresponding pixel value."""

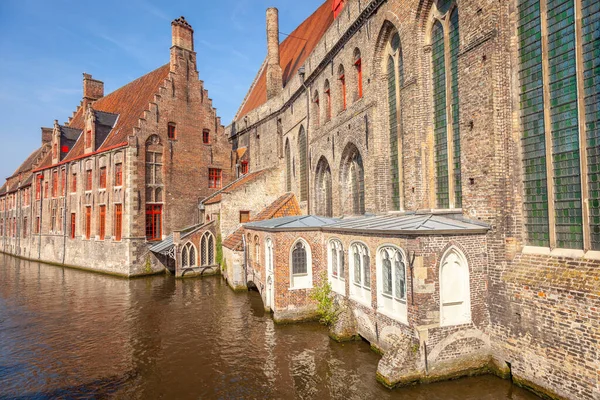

left=432, top=20, right=449, bottom=208
left=241, top=161, right=249, bottom=175
left=315, top=157, right=333, bottom=217
left=52, top=170, right=58, bottom=197
left=51, top=206, right=57, bottom=231
left=86, top=169, right=92, bottom=191
left=328, top=239, right=345, bottom=294
left=114, top=204, right=122, bottom=241
left=114, top=163, right=123, bottom=187
left=285, top=139, right=292, bottom=192
left=208, top=168, right=222, bottom=189
left=71, top=173, right=77, bottom=193
left=203, top=129, right=210, bottom=144
left=60, top=169, right=66, bottom=195
left=36, top=176, right=42, bottom=200
left=70, top=213, right=76, bottom=239
left=349, top=243, right=370, bottom=306
left=377, top=246, right=408, bottom=323
left=354, top=48, right=362, bottom=99
left=85, top=206, right=91, bottom=239
left=98, top=205, right=106, bottom=240
left=52, top=143, right=57, bottom=160
left=254, top=235, right=260, bottom=263
left=387, top=32, right=403, bottom=211
left=324, top=80, right=332, bottom=122
left=313, top=91, right=320, bottom=128
left=200, top=232, right=215, bottom=265
left=339, top=65, right=347, bottom=111
left=35, top=217, right=40, bottom=234
left=99, top=167, right=107, bottom=189
left=440, top=247, right=471, bottom=326
left=182, top=242, right=197, bottom=268
left=145, top=204, right=162, bottom=241
left=168, top=122, right=176, bottom=140
left=240, top=211, right=250, bottom=223
left=85, top=129, right=92, bottom=148
left=291, top=240, right=309, bottom=288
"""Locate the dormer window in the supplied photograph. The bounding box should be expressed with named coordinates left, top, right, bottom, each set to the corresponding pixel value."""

left=168, top=122, right=176, bottom=140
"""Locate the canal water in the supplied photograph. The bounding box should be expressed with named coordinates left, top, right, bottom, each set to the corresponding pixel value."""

left=0, top=255, right=540, bottom=400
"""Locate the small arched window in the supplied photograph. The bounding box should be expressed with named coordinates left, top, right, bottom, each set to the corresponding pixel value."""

left=182, top=242, right=197, bottom=268
left=349, top=242, right=370, bottom=306
left=254, top=235, right=260, bottom=264
left=265, top=238, right=274, bottom=273
left=290, top=239, right=312, bottom=289
left=377, top=246, right=407, bottom=323
left=313, top=90, right=320, bottom=128
left=285, top=139, right=292, bottom=192
left=354, top=48, right=362, bottom=100
left=200, top=231, right=215, bottom=266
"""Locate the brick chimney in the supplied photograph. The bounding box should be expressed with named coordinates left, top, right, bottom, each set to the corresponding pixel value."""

left=83, top=73, right=104, bottom=110
left=170, top=16, right=196, bottom=74
left=266, top=8, right=283, bottom=100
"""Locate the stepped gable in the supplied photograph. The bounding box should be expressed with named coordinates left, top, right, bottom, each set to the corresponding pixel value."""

left=3, top=147, right=45, bottom=192
left=236, top=0, right=334, bottom=118
left=223, top=193, right=301, bottom=250
left=60, top=64, right=170, bottom=165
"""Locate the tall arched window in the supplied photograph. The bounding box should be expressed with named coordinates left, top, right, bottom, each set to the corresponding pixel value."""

left=439, top=247, right=470, bottom=326
left=285, top=138, right=292, bottom=192
left=338, top=65, right=347, bottom=111
left=315, top=157, right=333, bottom=217
left=200, top=231, right=215, bottom=266
left=181, top=242, right=197, bottom=268
left=349, top=242, right=370, bottom=306
left=354, top=48, right=363, bottom=100
left=385, top=31, right=405, bottom=211
left=518, top=0, right=599, bottom=250
left=328, top=239, right=345, bottom=294
left=431, top=3, right=461, bottom=209
left=324, top=79, right=332, bottom=122
left=298, top=126, right=308, bottom=201
left=265, top=238, right=274, bottom=274
left=377, top=246, right=407, bottom=323
left=145, top=135, right=163, bottom=241
left=290, top=239, right=312, bottom=289
left=340, top=143, right=365, bottom=215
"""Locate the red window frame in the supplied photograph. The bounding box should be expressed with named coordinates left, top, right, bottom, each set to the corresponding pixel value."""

left=241, top=161, right=248, bottom=175
left=203, top=129, right=210, bottom=144
left=98, top=205, right=106, bottom=240
left=115, top=204, right=123, bottom=241
left=355, top=58, right=363, bottom=99
left=340, top=73, right=347, bottom=110
left=168, top=123, right=176, bottom=140
left=86, top=169, right=92, bottom=191
left=99, top=167, right=107, bottom=189
left=145, top=204, right=162, bottom=241
left=85, top=206, right=91, bottom=239
left=115, top=163, right=123, bottom=187
left=208, top=168, right=222, bottom=189
left=71, top=173, right=77, bottom=193
left=70, top=213, right=76, bottom=239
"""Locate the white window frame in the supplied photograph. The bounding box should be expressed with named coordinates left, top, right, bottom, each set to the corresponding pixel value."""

left=182, top=242, right=197, bottom=268
left=439, top=246, right=471, bottom=327
left=327, top=239, right=345, bottom=295
left=349, top=242, right=371, bottom=307
left=376, top=245, right=408, bottom=324
left=289, top=238, right=312, bottom=290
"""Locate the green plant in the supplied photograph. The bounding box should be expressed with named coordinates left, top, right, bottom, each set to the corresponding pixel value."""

left=216, top=233, right=223, bottom=266
left=310, top=273, right=338, bottom=326
left=144, top=255, right=153, bottom=274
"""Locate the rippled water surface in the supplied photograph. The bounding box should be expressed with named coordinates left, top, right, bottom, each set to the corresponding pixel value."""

left=0, top=255, right=540, bottom=399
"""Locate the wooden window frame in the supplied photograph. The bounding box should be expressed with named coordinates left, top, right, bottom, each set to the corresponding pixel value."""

left=240, top=211, right=250, bottom=223
left=99, top=167, right=107, bottom=189
left=85, top=206, right=91, bottom=240
left=70, top=213, right=76, bottom=239
left=71, top=173, right=77, bottom=193
left=145, top=204, right=162, bottom=241
left=168, top=123, right=176, bottom=140
left=208, top=168, right=222, bottom=189
left=202, top=129, right=210, bottom=144
left=98, top=205, right=106, bottom=240
left=86, top=169, right=92, bottom=191
left=115, top=204, right=123, bottom=241
left=114, top=163, right=123, bottom=187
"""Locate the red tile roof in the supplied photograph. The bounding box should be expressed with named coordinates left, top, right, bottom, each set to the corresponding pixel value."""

left=223, top=193, right=301, bottom=250
left=236, top=0, right=334, bottom=118
left=36, top=64, right=171, bottom=171
left=201, top=167, right=275, bottom=205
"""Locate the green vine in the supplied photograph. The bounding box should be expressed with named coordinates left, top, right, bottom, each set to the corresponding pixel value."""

left=310, top=273, right=339, bottom=326
left=216, top=233, right=223, bottom=266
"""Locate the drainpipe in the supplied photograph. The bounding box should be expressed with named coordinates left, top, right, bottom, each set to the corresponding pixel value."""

left=299, top=66, right=311, bottom=214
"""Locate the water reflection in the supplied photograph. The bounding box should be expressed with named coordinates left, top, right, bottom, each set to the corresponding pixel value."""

left=0, top=255, right=539, bottom=399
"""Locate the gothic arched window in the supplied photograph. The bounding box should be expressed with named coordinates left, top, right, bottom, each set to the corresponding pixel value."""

left=182, top=242, right=197, bottom=268
left=200, top=231, right=215, bottom=266
left=298, top=126, right=308, bottom=201
left=315, top=157, right=333, bottom=217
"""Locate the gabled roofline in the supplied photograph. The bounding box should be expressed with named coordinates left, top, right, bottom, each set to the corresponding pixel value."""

left=32, top=141, right=128, bottom=173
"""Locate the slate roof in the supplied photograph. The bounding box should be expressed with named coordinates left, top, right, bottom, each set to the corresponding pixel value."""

left=223, top=193, right=301, bottom=250
left=36, top=64, right=171, bottom=170
left=236, top=0, right=334, bottom=118
left=244, top=213, right=490, bottom=235
left=149, top=220, right=215, bottom=255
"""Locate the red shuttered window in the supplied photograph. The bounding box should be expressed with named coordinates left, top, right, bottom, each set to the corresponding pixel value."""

left=70, top=213, right=76, bottom=239
left=85, top=206, right=91, bottom=239
left=98, top=205, right=106, bottom=240
left=115, top=204, right=123, bottom=241
left=208, top=168, right=222, bottom=189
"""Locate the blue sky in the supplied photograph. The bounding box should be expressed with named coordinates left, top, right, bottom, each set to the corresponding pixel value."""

left=0, top=0, right=325, bottom=180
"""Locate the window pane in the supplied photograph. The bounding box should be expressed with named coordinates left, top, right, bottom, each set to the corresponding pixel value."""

left=292, top=243, right=307, bottom=275
left=182, top=246, right=189, bottom=267
left=394, top=252, right=406, bottom=300
left=353, top=249, right=361, bottom=284
left=388, top=55, right=401, bottom=210
left=331, top=247, right=338, bottom=277
left=433, top=20, right=449, bottom=208
left=383, top=256, right=392, bottom=295
left=450, top=9, right=462, bottom=208
left=362, top=253, right=370, bottom=288
left=189, top=245, right=196, bottom=266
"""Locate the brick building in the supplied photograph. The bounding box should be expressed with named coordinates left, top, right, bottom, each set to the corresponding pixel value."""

left=0, top=16, right=233, bottom=276
left=222, top=0, right=600, bottom=398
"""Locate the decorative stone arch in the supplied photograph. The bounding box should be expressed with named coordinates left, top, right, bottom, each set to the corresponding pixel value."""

left=98, top=155, right=108, bottom=168
left=339, top=142, right=365, bottom=215
left=181, top=241, right=197, bottom=268
left=200, top=231, right=215, bottom=266
left=427, top=329, right=490, bottom=363
left=315, top=156, right=333, bottom=217
left=289, top=237, right=312, bottom=289
left=439, top=245, right=471, bottom=327
left=351, top=308, right=376, bottom=343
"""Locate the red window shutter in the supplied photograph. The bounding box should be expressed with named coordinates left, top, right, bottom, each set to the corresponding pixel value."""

left=115, top=204, right=122, bottom=241
left=100, top=167, right=107, bottom=189
left=85, top=207, right=91, bottom=239
left=70, top=213, right=76, bottom=239
left=99, top=205, right=106, bottom=240
left=115, top=164, right=122, bottom=186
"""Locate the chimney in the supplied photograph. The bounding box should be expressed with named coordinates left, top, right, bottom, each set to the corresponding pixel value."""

left=83, top=73, right=104, bottom=110
left=41, top=127, right=53, bottom=146
left=172, top=16, right=194, bottom=52
left=266, top=8, right=283, bottom=100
